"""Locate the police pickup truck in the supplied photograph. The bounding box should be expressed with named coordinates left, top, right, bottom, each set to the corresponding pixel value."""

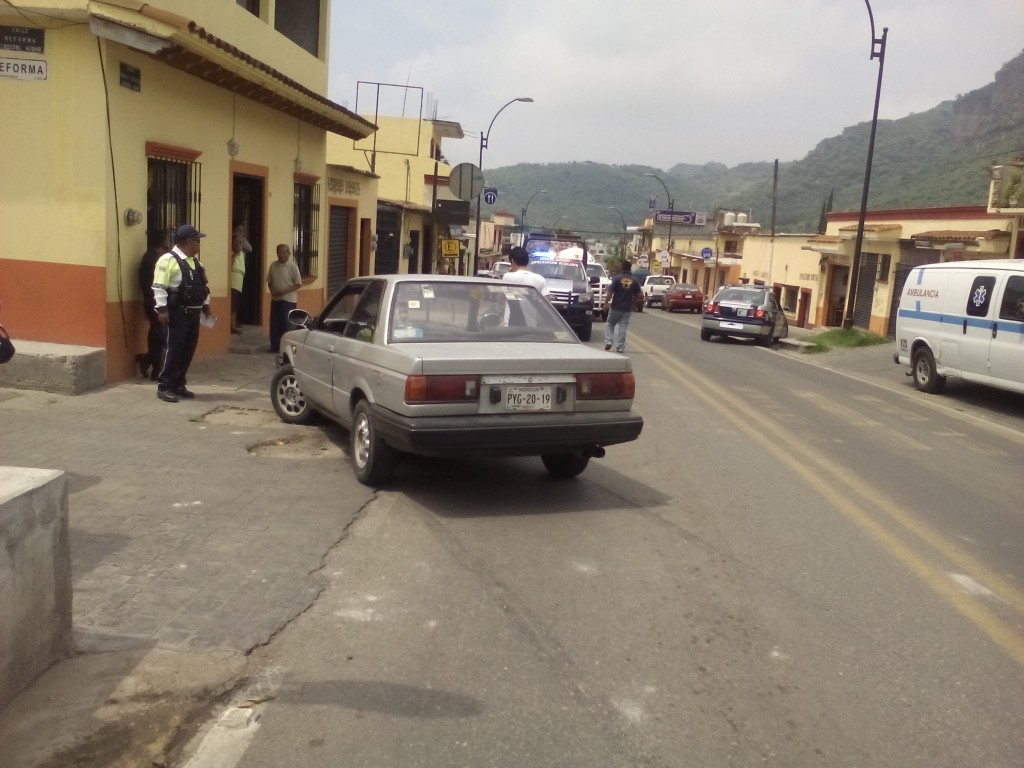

left=522, top=232, right=598, bottom=341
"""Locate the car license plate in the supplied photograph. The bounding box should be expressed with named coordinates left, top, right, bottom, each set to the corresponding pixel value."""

left=720, top=321, right=744, bottom=330
left=505, top=385, right=552, bottom=411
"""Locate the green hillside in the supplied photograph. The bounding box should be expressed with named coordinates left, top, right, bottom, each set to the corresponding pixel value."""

left=484, top=50, right=1024, bottom=241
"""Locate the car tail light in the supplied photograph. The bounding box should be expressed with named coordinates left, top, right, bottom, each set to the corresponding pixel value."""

left=753, top=306, right=766, bottom=319
left=576, top=372, right=635, bottom=400
left=706, top=302, right=718, bottom=314
left=405, top=375, right=480, bottom=403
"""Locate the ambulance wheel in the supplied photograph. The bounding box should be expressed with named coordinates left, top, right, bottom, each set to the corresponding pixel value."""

left=912, top=347, right=945, bottom=394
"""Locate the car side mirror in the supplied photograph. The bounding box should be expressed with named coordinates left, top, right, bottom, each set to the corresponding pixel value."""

left=589, top=276, right=600, bottom=286
left=288, top=308, right=312, bottom=329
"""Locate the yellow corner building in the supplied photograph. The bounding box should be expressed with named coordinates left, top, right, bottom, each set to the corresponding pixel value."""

left=0, top=0, right=376, bottom=383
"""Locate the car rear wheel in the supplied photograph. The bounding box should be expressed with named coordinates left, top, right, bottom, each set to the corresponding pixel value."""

left=351, top=400, right=397, bottom=484
left=912, top=347, right=946, bottom=394
left=699, top=328, right=712, bottom=341
left=541, top=452, right=590, bottom=478
left=271, top=364, right=313, bottom=425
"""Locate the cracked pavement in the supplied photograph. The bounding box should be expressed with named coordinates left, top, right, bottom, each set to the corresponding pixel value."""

left=0, top=349, right=375, bottom=767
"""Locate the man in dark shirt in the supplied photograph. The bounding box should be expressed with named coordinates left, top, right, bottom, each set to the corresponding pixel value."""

left=136, top=231, right=166, bottom=379
left=604, top=260, right=643, bottom=353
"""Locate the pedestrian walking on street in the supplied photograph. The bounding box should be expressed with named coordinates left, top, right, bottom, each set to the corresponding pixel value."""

left=266, top=243, right=302, bottom=353
left=502, top=246, right=548, bottom=294
left=152, top=224, right=212, bottom=402
left=604, top=259, right=643, bottom=353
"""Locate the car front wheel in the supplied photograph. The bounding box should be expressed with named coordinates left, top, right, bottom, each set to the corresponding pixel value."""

left=271, top=364, right=313, bottom=424
left=351, top=400, right=397, bottom=484
left=541, top=452, right=590, bottom=478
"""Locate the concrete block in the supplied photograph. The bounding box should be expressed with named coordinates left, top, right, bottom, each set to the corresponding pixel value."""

left=0, top=467, right=71, bottom=711
left=0, top=341, right=106, bottom=394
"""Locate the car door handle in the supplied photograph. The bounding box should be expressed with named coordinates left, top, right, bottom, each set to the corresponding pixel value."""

left=992, top=322, right=998, bottom=339
left=962, top=318, right=968, bottom=334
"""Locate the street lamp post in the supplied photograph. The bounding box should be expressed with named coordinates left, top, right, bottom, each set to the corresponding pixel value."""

left=608, top=206, right=627, bottom=259
left=644, top=172, right=674, bottom=274
left=473, top=97, right=533, bottom=274
left=844, top=0, right=887, bottom=329
left=521, top=189, right=547, bottom=240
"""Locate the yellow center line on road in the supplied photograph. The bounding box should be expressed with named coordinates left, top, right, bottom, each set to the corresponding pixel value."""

left=629, top=334, right=1024, bottom=667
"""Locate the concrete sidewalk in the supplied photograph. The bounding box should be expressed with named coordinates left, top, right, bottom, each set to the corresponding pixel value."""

left=0, top=342, right=375, bottom=767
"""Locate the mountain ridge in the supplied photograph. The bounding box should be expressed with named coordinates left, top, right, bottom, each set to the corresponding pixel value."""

left=484, top=48, right=1024, bottom=240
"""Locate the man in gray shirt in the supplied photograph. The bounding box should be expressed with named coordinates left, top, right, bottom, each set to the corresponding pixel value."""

left=266, top=243, right=302, bottom=353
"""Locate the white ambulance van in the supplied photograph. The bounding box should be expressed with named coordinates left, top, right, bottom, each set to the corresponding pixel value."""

left=894, top=259, right=1024, bottom=395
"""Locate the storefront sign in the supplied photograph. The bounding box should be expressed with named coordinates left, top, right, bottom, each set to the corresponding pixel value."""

left=328, top=176, right=361, bottom=196
left=655, top=210, right=707, bottom=226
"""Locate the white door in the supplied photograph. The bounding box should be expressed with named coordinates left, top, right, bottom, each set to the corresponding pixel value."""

left=957, top=273, right=1000, bottom=383
left=988, top=274, right=1024, bottom=393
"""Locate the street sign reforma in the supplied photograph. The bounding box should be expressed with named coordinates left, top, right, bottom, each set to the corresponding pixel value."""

left=448, top=163, right=484, bottom=202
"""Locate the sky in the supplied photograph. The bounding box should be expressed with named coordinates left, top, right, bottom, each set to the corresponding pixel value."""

left=328, top=0, right=1024, bottom=172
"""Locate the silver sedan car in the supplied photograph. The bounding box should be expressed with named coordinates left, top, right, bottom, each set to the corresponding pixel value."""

left=270, top=275, right=644, bottom=484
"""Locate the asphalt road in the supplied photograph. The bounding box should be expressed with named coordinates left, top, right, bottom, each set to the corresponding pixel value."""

left=179, top=311, right=1024, bottom=768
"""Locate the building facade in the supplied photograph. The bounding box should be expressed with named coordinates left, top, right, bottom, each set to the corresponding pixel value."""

left=0, top=0, right=374, bottom=382
left=327, top=112, right=466, bottom=278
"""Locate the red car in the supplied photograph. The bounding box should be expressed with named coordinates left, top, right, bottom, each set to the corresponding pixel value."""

left=662, top=283, right=705, bottom=313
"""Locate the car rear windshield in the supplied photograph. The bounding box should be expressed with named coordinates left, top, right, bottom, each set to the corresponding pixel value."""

left=389, top=281, right=577, bottom=344
left=529, top=260, right=587, bottom=282
left=717, top=288, right=766, bottom=304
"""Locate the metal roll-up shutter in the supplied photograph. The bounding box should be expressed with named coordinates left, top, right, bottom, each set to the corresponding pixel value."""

left=328, top=206, right=350, bottom=297
left=852, top=253, right=877, bottom=329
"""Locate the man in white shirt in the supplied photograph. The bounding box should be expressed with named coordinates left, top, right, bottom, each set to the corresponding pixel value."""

left=502, top=246, right=548, bottom=295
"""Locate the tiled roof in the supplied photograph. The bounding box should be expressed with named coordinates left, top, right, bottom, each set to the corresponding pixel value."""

left=909, top=229, right=1009, bottom=241
left=837, top=223, right=902, bottom=233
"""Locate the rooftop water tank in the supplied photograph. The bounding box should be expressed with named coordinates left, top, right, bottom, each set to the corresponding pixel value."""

left=723, top=211, right=736, bottom=227
left=737, top=212, right=748, bottom=224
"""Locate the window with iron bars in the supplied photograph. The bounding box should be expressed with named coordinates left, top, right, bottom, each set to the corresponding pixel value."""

left=293, top=177, right=320, bottom=278
left=147, top=153, right=201, bottom=247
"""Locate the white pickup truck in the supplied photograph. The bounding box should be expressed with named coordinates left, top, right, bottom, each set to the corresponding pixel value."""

left=642, top=274, right=676, bottom=307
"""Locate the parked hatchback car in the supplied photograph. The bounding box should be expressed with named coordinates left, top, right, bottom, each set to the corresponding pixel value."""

left=662, top=283, right=704, bottom=313
left=700, top=285, right=789, bottom=346
left=271, top=275, right=643, bottom=484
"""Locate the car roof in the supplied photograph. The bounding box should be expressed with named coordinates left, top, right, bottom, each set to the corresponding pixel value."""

left=355, top=274, right=507, bottom=285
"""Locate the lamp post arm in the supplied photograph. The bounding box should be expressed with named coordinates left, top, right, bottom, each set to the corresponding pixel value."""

left=474, top=97, right=532, bottom=273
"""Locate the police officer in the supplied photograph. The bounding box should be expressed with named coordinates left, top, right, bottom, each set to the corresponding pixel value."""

left=152, top=224, right=211, bottom=403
